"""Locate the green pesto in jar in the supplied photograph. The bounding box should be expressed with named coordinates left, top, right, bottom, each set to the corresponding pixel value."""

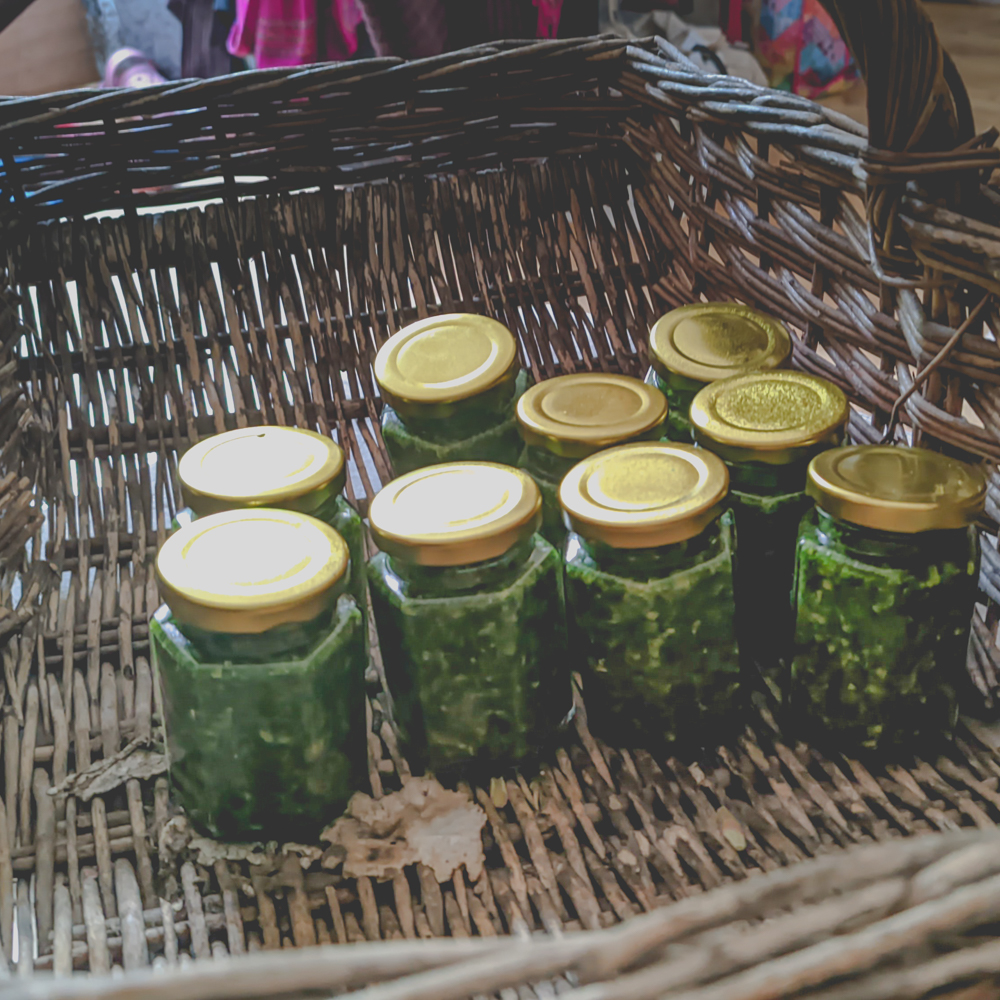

left=151, top=510, right=367, bottom=841
left=559, top=442, right=739, bottom=750
left=381, top=370, right=529, bottom=476
left=690, top=371, right=849, bottom=704
left=369, top=536, right=568, bottom=776
left=790, top=511, right=977, bottom=748
left=726, top=460, right=813, bottom=702
left=789, top=446, right=985, bottom=749
left=565, top=512, right=740, bottom=750
left=151, top=597, right=367, bottom=840
left=366, top=462, right=569, bottom=778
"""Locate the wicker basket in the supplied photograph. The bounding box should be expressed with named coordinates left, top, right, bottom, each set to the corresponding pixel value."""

left=1, top=0, right=1000, bottom=991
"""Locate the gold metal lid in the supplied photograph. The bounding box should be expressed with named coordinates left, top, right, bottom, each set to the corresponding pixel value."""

left=368, top=462, right=541, bottom=566
left=374, top=314, right=518, bottom=414
left=178, top=426, right=346, bottom=517
left=560, top=442, right=729, bottom=549
left=691, top=371, right=849, bottom=466
left=156, top=509, right=349, bottom=634
left=649, top=303, right=792, bottom=384
left=807, top=445, right=987, bottom=533
left=516, top=374, right=668, bottom=459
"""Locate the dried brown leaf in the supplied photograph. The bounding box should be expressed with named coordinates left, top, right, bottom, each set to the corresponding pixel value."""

left=321, top=777, right=487, bottom=882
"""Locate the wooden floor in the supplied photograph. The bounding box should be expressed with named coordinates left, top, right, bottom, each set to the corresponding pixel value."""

left=821, top=1, right=1000, bottom=132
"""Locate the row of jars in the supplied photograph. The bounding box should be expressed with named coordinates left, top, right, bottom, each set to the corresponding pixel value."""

left=149, top=307, right=986, bottom=842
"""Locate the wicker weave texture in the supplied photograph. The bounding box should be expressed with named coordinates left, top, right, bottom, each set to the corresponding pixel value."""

left=0, top=36, right=999, bottom=976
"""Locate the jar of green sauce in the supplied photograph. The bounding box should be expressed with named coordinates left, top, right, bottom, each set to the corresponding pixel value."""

left=367, top=462, right=569, bottom=777
left=375, top=314, right=529, bottom=476
left=150, top=509, right=367, bottom=841
left=691, top=370, right=848, bottom=703
left=790, top=445, right=985, bottom=749
left=176, top=426, right=368, bottom=635
left=561, top=442, right=740, bottom=751
left=648, top=303, right=791, bottom=441
left=516, top=373, right=667, bottom=546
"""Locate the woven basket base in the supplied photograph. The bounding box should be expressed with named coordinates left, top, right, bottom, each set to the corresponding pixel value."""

left=2, top=155, right=1000, bottom=974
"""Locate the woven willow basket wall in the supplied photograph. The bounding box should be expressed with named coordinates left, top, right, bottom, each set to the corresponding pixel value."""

left=1, top=5, right=1000, bottom=988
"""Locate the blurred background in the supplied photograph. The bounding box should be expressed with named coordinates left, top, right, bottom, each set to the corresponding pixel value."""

left=0, top=0, right=993, bottom=128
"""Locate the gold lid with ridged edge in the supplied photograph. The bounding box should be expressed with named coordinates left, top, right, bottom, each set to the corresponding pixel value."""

left=155, top=509, right=349, bottom=634
left=516, top=374, right=668, bottom=459
left=560, top=442, right=729, bottom=549
left=374, top=314, right=519, bottom=417
left=807, top=445, right=986, bottom=533
left=178, top=426, right=347, bottom=517
left=649, top=303, right=792, bottom=384
left=691, top=371, right=849, bottom=466
left=369, top=462, right=541, bottom=566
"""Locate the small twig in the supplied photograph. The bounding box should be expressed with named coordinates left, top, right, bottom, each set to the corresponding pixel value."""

left=881, top=292, right=992, bottom=444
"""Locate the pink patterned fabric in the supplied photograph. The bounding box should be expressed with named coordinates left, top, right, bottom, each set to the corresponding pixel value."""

left=534, top=0, right=563, bottom=39
left=228, top=0, right=363, bottom=68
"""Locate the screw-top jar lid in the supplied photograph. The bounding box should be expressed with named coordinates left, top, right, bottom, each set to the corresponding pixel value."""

left=560, top=442, right=729, bottom=549
left=691, top=371, right=848, bottom=466
left=807, top=445, right=986, bottom=533
left=649, top=303, right=791, bottom=385
left=369, top=462, right=541, bottom=566
left=178, top=426, right=347, bottom=517
left=516, top=374, right=668, bottom=459
left=156, top=509, right=349, bottom=634
left=374, top=314, right=519, bottom=416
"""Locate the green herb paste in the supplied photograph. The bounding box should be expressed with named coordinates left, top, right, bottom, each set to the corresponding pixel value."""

left=150, top=595, right=367, bottom=841
left=564, top=511, right=740, bottom=750
left=790, top=509, right=978, bottom=748
left=381, top=370, right=530, bottom=476
left=367, top=535, right=570, bottom=777
left=723, top=460, right=812, bottom=703
left=645, top=368, right=701, bottom=443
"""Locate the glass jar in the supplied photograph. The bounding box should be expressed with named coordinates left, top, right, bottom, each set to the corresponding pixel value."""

left=790, top=446, right=985, bottom=749
left=691, top=370, right=848, bottom=702
left=150, top=510, right=367, bottom=841
left=516, top=374, right=667, bottom=546
left=375, top=314, right=528, bottom=476
left=648, top=303, right=791, bottom=441
left=176, top=425, right=368, bottom=636
left=367, top=463, right=568, bottom=777
left=561, top=442, right=741, bottom=750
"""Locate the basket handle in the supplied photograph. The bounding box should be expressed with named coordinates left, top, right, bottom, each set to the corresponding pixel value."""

left=816, top=0, right=985, bottom=271
left=817, top=0, right=974, bottom=152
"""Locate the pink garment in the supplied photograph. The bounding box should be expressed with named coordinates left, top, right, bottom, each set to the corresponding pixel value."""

left=534, top=0, right=563, bottom=39
left=229, top=0, right=363, bottom=68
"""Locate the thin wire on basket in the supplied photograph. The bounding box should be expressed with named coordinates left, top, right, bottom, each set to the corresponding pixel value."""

left=880, top=292, right=993, bottom=445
